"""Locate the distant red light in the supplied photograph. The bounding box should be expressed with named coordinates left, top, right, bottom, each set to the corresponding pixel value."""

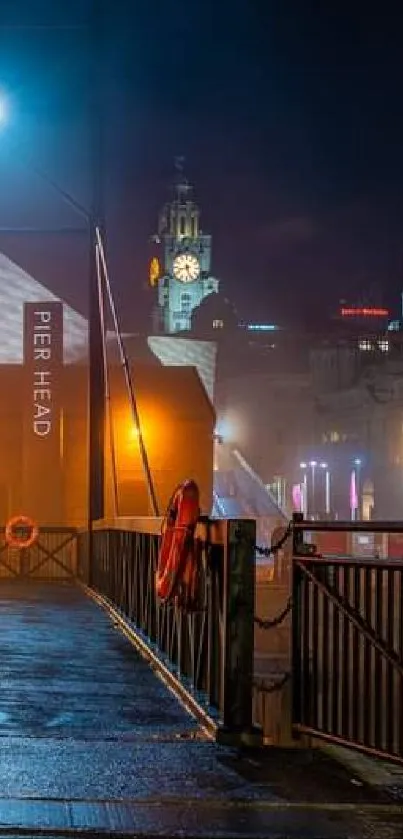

left=340, top=307, right=389, bottom=317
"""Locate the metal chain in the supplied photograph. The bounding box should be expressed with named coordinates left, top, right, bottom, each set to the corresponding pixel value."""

left=254, top=520, right=293, bottom=558
left=253, top=672, right=291, bottom=694
left=254, top=521, right=293, bottom=628
left=254, top=595, right=293, bottom=630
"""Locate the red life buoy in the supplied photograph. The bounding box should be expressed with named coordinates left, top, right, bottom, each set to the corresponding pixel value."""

left=156, top=479, right=200, bottom=608
left=5, top=515, right=39, bottom=550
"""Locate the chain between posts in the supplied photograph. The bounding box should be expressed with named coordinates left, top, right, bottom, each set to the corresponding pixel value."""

left=253, top=519, right=317, bottom=630
left=254, top=520, right=293, bottom=558
left=253, top=672, right=291, bottom=694
left=254, top=520, right=293, bottom=629
left=252, top=515, right=317, bottom=694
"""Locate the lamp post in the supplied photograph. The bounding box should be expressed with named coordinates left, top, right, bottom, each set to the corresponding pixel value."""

left=299, top=462, right=308, bottom=517
left=320, top=462, right=331, bottom=516
left=309, top=460, right=317, bottom=518
left=352, top=458, right=362, bottom=521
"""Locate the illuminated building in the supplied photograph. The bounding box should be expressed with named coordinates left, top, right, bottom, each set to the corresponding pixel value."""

left=0, top=252, right=87, bottom=363
left=0, top=250, right=214, bottom=526
left=150, top=162, right=219, bottom=334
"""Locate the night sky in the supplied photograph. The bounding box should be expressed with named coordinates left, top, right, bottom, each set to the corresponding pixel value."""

left=0, top=1, right=402, bottom=329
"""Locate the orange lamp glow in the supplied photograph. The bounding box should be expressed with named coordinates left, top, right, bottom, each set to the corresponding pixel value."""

left=149, top=257, right=161, bottom=287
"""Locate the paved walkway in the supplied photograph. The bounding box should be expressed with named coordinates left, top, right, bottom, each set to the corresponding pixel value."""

left=0, top=582, right=400, bottom=838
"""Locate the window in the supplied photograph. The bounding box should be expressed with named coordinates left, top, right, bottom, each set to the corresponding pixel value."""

left=181, top=292, right=192, bottom=312
left=378, top=339, right=389, bottom=352
left=180, top=216, right=186, bottom=236
left=358, top=339, right=373, bottom=351
left=212, top=319, right=224, bottom=329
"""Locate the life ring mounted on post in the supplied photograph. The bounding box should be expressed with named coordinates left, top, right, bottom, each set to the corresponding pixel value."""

left=5, top=515, right=39, bottom=550
left=156, top=479, right=201, bottom=611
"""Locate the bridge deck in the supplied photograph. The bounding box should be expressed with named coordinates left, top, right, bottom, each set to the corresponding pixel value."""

left=0, top=582, right=398, bottom=838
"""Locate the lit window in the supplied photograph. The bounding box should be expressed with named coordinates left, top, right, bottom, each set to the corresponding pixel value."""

left=212, top=319, right=224, bottom=329
left=330, top=431, right=340, bottom=443
left=181, top=292, right=192, bottom=312
left=378, top=340, right=389, bottom=352
left=358, top=339, right=373, bottom=351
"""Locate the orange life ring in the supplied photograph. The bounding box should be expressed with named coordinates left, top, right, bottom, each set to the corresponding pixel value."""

left=5, top=515, right=39, bottom=550
left=156, top=480, right=200, bottom=608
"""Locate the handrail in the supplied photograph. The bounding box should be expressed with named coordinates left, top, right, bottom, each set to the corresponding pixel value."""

left=91, top=516, right=232, bottom=545
left=293, top=518, right=403, bottom=533
left=295, top=553, right=403, bottom=568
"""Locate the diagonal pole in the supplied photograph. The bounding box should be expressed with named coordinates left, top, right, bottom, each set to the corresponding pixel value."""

left=95, top=243, right=119, bottom=518
left=96, top=228, right=159, bottom=516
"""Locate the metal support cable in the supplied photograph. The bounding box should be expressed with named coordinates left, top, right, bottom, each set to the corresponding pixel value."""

left=95, top=227, right=159, bottom=516
left=95, top=243, right=119, bottom=518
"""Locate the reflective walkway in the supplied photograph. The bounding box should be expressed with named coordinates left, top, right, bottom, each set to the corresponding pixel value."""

left=0, top=583, right=399, bottom=837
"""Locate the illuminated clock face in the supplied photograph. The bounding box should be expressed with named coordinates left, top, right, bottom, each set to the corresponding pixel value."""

left=173, top=253, right=200, bottom=283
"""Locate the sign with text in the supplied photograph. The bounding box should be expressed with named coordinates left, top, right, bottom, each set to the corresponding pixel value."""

left=23, top=301, right=64, bottom=523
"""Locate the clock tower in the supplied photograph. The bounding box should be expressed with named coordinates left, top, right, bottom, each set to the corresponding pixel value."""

left=151, top=161, right=219, bottom=334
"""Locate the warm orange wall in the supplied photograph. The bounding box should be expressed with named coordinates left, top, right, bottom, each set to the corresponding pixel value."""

left=0, top=362, right=214, bottom=526
left=105, top=363, right=214, bottom=518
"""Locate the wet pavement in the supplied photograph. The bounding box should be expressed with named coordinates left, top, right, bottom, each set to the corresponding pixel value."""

left=0, top=582, right=401, bottom=838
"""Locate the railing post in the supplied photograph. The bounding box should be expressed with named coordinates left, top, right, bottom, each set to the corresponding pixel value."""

left=291, top=512, right=303, bottom=729
left=220, top=518, right=260, bottom=745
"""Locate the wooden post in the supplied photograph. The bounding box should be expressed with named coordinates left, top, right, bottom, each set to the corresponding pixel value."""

left=220, top=518, right=261, bottom=745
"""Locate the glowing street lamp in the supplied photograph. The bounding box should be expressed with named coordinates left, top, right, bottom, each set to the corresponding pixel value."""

left=299, top=463, right=308, bottom=517
left=0, top=92, right=8, bottom=126
left=351, top=458, right=362, bottom=520
left=320, top=462, right=331, bottom=515
left=309, top=461, right=318, bottom=515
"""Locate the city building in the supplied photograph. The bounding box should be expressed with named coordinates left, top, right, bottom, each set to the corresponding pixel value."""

left=149, top=163, right=219, bottom=334
left=0, top=249, right=214, bottom=526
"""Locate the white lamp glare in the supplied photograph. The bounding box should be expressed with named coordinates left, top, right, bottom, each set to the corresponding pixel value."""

left=0, top=92, right=8, bottom=126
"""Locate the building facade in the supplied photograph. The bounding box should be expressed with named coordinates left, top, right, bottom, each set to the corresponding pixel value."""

left=151, top=167, right=219, bottom=334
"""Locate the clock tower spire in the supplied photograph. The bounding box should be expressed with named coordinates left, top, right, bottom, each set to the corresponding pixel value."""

left=152, top=160, right=219, bottom=334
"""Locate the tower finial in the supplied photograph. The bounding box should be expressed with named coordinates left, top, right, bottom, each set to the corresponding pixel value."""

left=174, top=156, right=192, bottom=201
left=174, top=155, right=185, bottom=174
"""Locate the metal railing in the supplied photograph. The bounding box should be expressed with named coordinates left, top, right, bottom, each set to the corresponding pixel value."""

left=0, top=527, right=78, bottom=580
left=82, top=516, right=257, bottom=741
left=292, top=519, right=403, bottom=764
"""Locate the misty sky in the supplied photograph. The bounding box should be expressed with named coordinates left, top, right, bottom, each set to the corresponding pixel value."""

left=0, top=1, right=402, bottom=328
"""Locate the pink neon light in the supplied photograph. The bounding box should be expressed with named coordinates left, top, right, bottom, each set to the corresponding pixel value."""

left=292, top=484, right=302, bottom=512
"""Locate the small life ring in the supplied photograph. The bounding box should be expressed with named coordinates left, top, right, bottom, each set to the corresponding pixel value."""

left=156, top=479, right=200, bottom=608
left=5, top=515, right=39, bottom=550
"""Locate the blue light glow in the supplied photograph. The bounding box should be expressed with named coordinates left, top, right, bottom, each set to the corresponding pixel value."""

left=0, top=92, right=8, bottom=126
left=246, top=323, right=278, bottom=331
